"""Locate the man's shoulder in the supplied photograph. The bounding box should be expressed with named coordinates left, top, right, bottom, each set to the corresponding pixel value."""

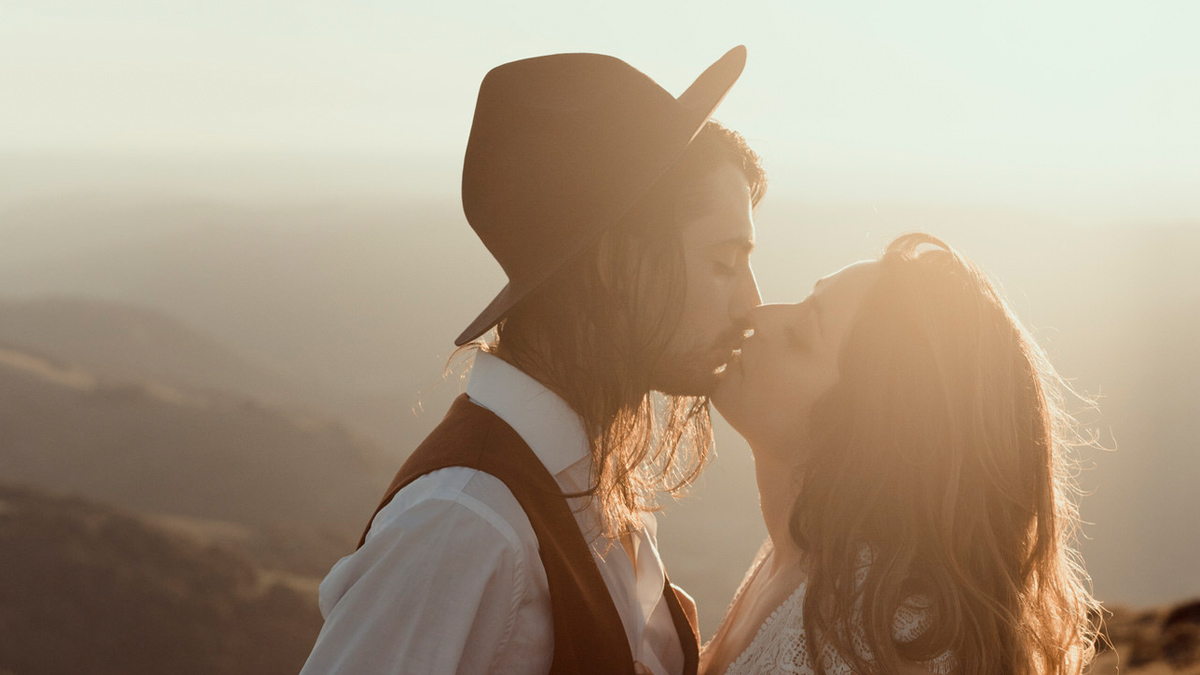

left=315, top=466, right=551, bottom=656
left=363, top=466, right=537, bottom=551
left=414, top=395, right=513, bottom=452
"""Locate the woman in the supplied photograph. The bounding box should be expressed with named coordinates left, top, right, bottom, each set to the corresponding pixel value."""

left=701, top=233, right=1098, bottom=675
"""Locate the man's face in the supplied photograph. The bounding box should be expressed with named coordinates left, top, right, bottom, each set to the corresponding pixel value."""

left=651, top=160, right=761, bottom=396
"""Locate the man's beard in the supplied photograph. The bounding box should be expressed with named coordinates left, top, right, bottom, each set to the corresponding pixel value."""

left=651, top=328, right=744, bottom=397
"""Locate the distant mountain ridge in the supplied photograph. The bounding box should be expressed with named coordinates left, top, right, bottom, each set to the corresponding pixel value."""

left=0, top=291, right=452, bottom=460
left=0, top=296, right=302, bottom=406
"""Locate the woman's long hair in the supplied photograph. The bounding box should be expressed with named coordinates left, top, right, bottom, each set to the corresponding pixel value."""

left=791, top=233, right=1098, bottom=675
left=476, top=121, right=767, bottom=539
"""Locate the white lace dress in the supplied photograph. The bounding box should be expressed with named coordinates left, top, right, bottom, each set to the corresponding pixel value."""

left=710, top=543, right=955, bottom=675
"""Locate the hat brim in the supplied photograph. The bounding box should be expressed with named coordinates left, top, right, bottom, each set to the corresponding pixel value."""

left=455, top=45, right=747, bottom=347
left=455, top=281, right=518, bottom=347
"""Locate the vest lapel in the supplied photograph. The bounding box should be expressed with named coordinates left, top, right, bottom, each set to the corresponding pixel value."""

left=359, top=394, right=700, bottom=675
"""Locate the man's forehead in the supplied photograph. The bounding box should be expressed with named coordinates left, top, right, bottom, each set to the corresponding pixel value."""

left=676, top=171, right=755, bottom=244
left=677, top=217, right=753, bottom=255
left=685, top=219, right=755, bottom=258
left=675, top=161, right=752, bottom=215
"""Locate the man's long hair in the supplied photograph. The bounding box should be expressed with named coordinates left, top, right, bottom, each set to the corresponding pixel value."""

left=792, top=233, right=1098, bottom=675
left=479, top=121, right=766, bottom=539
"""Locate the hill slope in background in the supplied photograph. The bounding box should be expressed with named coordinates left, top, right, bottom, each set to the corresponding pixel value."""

left=0, top=342, right=386, bottom=546
left=0, top=482, right=322, bottom=675
left=0, top=294, right=426, bottom=458
left=0, top=483, right=1193, bottom=675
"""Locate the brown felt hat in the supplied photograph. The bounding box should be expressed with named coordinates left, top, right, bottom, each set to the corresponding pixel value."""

left=455, top=46, right=748, bottom=346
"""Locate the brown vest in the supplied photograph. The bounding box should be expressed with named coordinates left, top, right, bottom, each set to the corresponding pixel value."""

left=358, top=394, right=700, bottom=675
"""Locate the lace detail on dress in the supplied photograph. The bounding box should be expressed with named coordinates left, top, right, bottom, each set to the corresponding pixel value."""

left=722, top=581, right=824, bottom=675
left=717, top=547, right=955, bottom=675
left=721, top=586, right=955, bottom=675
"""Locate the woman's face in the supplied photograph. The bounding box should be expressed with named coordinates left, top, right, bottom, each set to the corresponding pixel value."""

left=713, top=260, right=880, bottom=457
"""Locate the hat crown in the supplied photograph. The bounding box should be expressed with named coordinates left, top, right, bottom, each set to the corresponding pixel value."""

left=463, top=53, right=687, bottom=282
left=483, top=53, right=663, bottom=111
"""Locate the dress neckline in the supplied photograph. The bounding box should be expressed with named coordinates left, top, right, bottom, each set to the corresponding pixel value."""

left=705, top=540, right=808, bottom=675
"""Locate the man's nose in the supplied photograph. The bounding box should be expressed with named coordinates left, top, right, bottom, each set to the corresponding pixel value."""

left=731, top=266, right=762, bottom=326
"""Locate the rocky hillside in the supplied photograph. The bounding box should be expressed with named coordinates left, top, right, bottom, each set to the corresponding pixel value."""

left=0, top=482, right=323, bottom=675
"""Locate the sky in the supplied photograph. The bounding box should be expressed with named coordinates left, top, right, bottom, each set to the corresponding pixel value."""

left=2, top=0, right=1199, bottom=220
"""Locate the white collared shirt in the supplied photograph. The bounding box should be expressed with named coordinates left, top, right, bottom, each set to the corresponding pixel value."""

left=300, top=352, right=685, bottom=675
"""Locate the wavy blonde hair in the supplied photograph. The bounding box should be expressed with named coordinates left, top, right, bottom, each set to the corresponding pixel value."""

left=792, top=233, right=1098, bottom=675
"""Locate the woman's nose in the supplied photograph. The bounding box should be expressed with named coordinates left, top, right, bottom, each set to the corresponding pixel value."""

left=749, top=303, right=796, bottom=337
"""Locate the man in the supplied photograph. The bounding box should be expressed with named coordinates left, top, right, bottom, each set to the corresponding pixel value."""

left=301, top=46, right=766, bottom=675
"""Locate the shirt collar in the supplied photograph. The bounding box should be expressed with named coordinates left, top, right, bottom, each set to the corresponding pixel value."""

left=465, top=351, right=590, bottom=477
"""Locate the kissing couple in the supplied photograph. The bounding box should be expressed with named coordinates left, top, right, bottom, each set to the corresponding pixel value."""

left=301, top=47, right=1098, bottom=675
